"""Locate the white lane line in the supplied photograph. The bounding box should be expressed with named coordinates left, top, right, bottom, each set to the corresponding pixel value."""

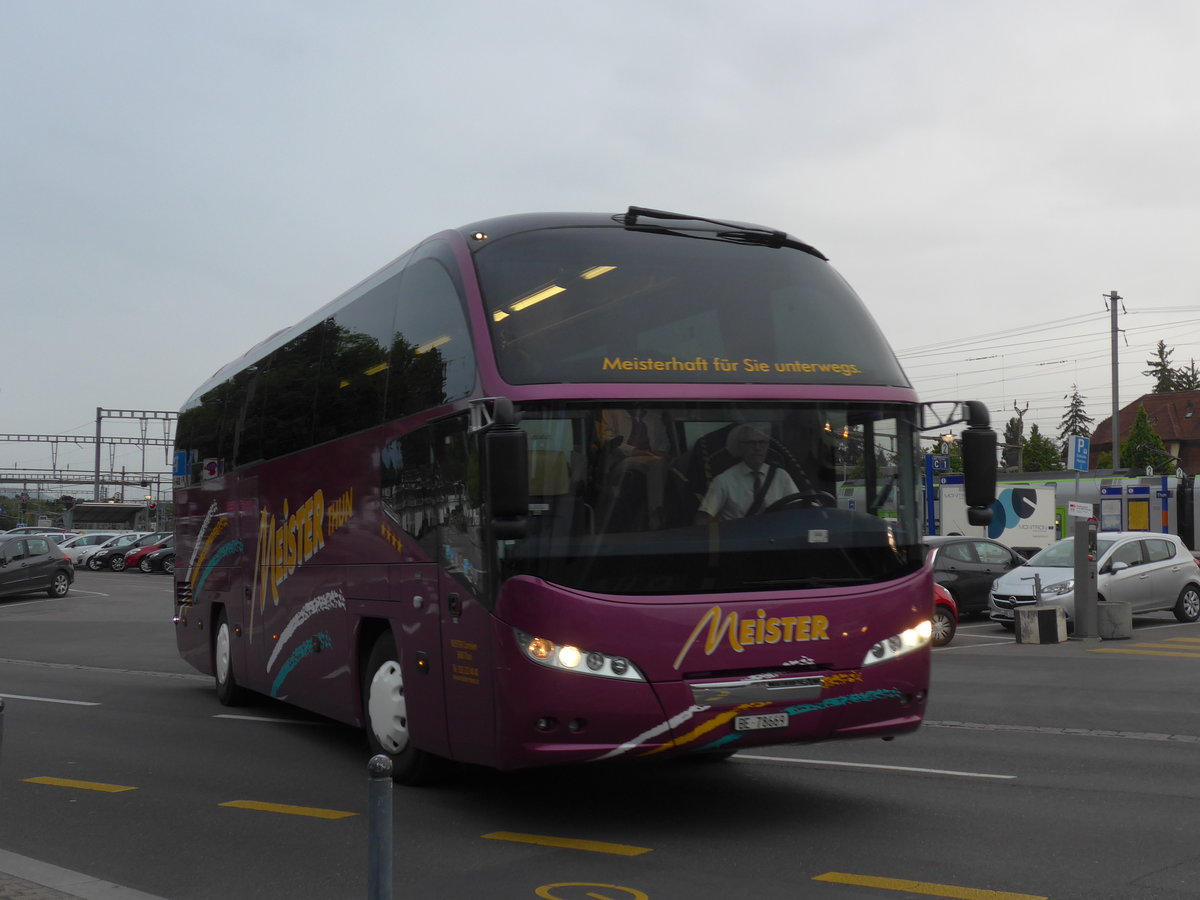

left=734, top=753, right=1016, bottom=780
left=0, top=693, right=100, bottom=706
left=215, top=714, right=335, bottom=726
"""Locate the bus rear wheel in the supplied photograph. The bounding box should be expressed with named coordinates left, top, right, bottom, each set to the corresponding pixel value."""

left=363, top=633, right=441, bottom=785
left=214, top=609, right=247, bottom=706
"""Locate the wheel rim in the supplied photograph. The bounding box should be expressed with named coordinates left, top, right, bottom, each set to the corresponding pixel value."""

left=163, top=557, right=175, bottom=574
left=1184, top=589, right=1200, bottom=619
left=88, top=557, right=101, bottom=570
left=932, top=610, right=953, bottom=644
left=111, top=557, right=125, bottom=571
left=52, top=574, right=69, bottom=597
left=216, top=622, right=233, bottom=686
left=368, top=659, right=410, bottom=754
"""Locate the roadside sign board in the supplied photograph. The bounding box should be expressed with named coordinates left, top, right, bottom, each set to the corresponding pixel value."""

left=1070, top=436, right=1090, bottom=472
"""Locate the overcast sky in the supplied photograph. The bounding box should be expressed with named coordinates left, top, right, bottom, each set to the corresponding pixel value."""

left=4, top=1, right=1199, bottom=479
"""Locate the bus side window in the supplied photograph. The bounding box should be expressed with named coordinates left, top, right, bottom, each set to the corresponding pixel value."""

left=386, top=243, right=476, bottom=421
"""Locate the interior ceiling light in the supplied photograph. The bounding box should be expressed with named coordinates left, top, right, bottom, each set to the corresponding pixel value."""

left=580, top=265, right=616, bottom=280
left=415, top=336, right=451, bottom=354
left=510, top=284, right=565, bottom=312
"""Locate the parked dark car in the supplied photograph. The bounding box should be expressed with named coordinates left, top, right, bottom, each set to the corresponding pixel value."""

left=922, top=535, right=1026, bottom=617
left=89, top=531, right=172, bottom=572
left=138, top=542, right=176, bottom=574
left=0, top=534, right=73, bottom=599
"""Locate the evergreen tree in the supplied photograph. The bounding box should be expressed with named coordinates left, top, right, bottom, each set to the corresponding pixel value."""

left=1057, top=384, right=1094, bottom=458
left=1023, top=424, right=1063, bottom=471
left=1120, top=405, right=1169, bottom=473
left=1143, top=340, right=1177, bottom=393
left=1176, top=359, right=1200, bottom=391
left=1001, top=416, right=1023, bottom=470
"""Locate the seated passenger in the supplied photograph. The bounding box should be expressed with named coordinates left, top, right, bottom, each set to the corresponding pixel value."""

left=695, top=424, right=798, bottom=523
left=597, top=407, right=671, bottom=530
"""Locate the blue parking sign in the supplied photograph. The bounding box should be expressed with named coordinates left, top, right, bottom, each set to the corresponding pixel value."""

left=1070, top=436, right=1090, bottom=472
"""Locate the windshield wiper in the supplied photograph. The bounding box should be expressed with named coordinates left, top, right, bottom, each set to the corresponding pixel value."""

left=622, top=205, right=827, bottom=260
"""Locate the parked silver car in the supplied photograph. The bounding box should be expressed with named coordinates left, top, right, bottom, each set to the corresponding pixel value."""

left=989, top=532, right=1200, bottom=627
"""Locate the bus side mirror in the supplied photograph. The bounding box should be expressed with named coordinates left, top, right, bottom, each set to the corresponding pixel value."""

left=960, top=411, right=997, bottom=527
left=485, top=399, right=528, bottom=539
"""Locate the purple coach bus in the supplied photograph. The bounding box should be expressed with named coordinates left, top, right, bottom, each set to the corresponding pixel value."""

left=173, top=207, right=997, bottom=784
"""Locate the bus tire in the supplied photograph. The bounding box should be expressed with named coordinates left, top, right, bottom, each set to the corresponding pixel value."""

left=363, top=633, right=441, bottom=785
left=214, top=609, right=247, bottom=706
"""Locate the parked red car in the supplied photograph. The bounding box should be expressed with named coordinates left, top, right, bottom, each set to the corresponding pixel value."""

left=933, top=582, right=958, bottom=647
left=119, top=535, right=173, bottom=573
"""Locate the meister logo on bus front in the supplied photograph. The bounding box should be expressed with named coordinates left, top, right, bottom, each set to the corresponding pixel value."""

left=674, top=606, right=830, bottom=670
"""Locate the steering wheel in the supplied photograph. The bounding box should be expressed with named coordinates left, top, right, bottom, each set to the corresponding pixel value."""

left=764, top=491, right=837, bottom=512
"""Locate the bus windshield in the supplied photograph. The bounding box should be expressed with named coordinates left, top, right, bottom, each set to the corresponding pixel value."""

left=475, top=224, right=910, bottom=388
left=502, top=399, right=923, bottom=594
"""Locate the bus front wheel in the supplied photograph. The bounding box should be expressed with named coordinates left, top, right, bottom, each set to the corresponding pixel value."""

left=214, top=609, right=247, bottom=706
left=363, top=633, right=441, bottom=785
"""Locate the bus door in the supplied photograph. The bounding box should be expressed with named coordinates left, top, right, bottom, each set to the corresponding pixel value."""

left=230, top=474, right=262, bottom=693
left=434, top=415, right=496, bottom=766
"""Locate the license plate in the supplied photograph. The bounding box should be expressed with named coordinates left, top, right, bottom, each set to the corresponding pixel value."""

left=734, top=713, right=789, bottom=732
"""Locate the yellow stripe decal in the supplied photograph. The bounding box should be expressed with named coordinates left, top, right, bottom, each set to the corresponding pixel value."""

left=814, top=871, right=1047, bottom=899
left=219, top=800, right=356, bottom=819
left=639, top=701, right=771, bottom=757
left=24, top=776, right=136, bottom=793
left=483, top=831, right=651, bottom=857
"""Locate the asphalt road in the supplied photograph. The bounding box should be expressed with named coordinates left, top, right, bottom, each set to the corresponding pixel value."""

left=2, top=571, right=1200, bottom=899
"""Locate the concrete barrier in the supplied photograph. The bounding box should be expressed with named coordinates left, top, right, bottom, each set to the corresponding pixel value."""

left=1016, top=607, right=1068, bottom=644
left=1097, top=601, right=1133, bottom=640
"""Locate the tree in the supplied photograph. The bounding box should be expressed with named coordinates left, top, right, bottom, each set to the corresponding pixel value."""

left=1023, top=424, right=1063, bottom=471
left=1143, top=340, right=1178, bottom=393
left=1001, top=416, right=1023, bottom=470
left=1120, top=404, right=1169, bottom=473
left=1177, top=359, right=1200, bottom=391
left=1057, top=384, right=1095, bottom=459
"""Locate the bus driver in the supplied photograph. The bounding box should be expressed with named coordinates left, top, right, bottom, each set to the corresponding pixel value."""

left=695, top=424, right=798, bottom=523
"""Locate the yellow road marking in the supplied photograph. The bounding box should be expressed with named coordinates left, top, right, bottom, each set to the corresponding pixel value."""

left=24, top=776, right=136, bottom=793
left=1162, top=637, right=1200, bottom=643
left=535, top=883, right=649, bottom=900
left=814, top=871, right=1046, bottom=899
left=1090, top=648, right=1200, bottom=658
left=219, top=799, right=356, bottom=819
left=483, top=831, right=651, bottom=857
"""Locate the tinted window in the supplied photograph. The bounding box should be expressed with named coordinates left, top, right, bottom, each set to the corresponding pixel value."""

left=476, top=226, right=907, bottom=387
left=942, top=542, right=974, bottom=563
left=975, top=541, right=1013, bottom=565
left=1110, top=541, right=1143, bottom=568
left=384, top=244, right=476, bottom=419
left=1145, top=539, right=1176, bottom=563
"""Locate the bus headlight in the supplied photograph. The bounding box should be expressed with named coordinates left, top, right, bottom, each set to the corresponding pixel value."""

left=514, top=629, right=645, bottom=681
left=862, top=621, right=932, bottom=667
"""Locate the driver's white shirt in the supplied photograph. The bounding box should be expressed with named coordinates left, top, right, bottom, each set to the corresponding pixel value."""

left=698, top=462, right=799, bottom=521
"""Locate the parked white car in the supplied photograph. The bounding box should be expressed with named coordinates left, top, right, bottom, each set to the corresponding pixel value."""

left=59, top=532, right=124, bottom=566
left=77, top=532, right=148, bottom=570
left=989, top=532, right=1200, bottom=627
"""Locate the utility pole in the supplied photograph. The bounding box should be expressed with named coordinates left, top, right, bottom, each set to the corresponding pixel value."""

left=1106, top=291, right=1124, bottom=470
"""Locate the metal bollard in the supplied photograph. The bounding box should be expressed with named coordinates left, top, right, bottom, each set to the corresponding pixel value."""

left=367, top=754, right=393, bottom=900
